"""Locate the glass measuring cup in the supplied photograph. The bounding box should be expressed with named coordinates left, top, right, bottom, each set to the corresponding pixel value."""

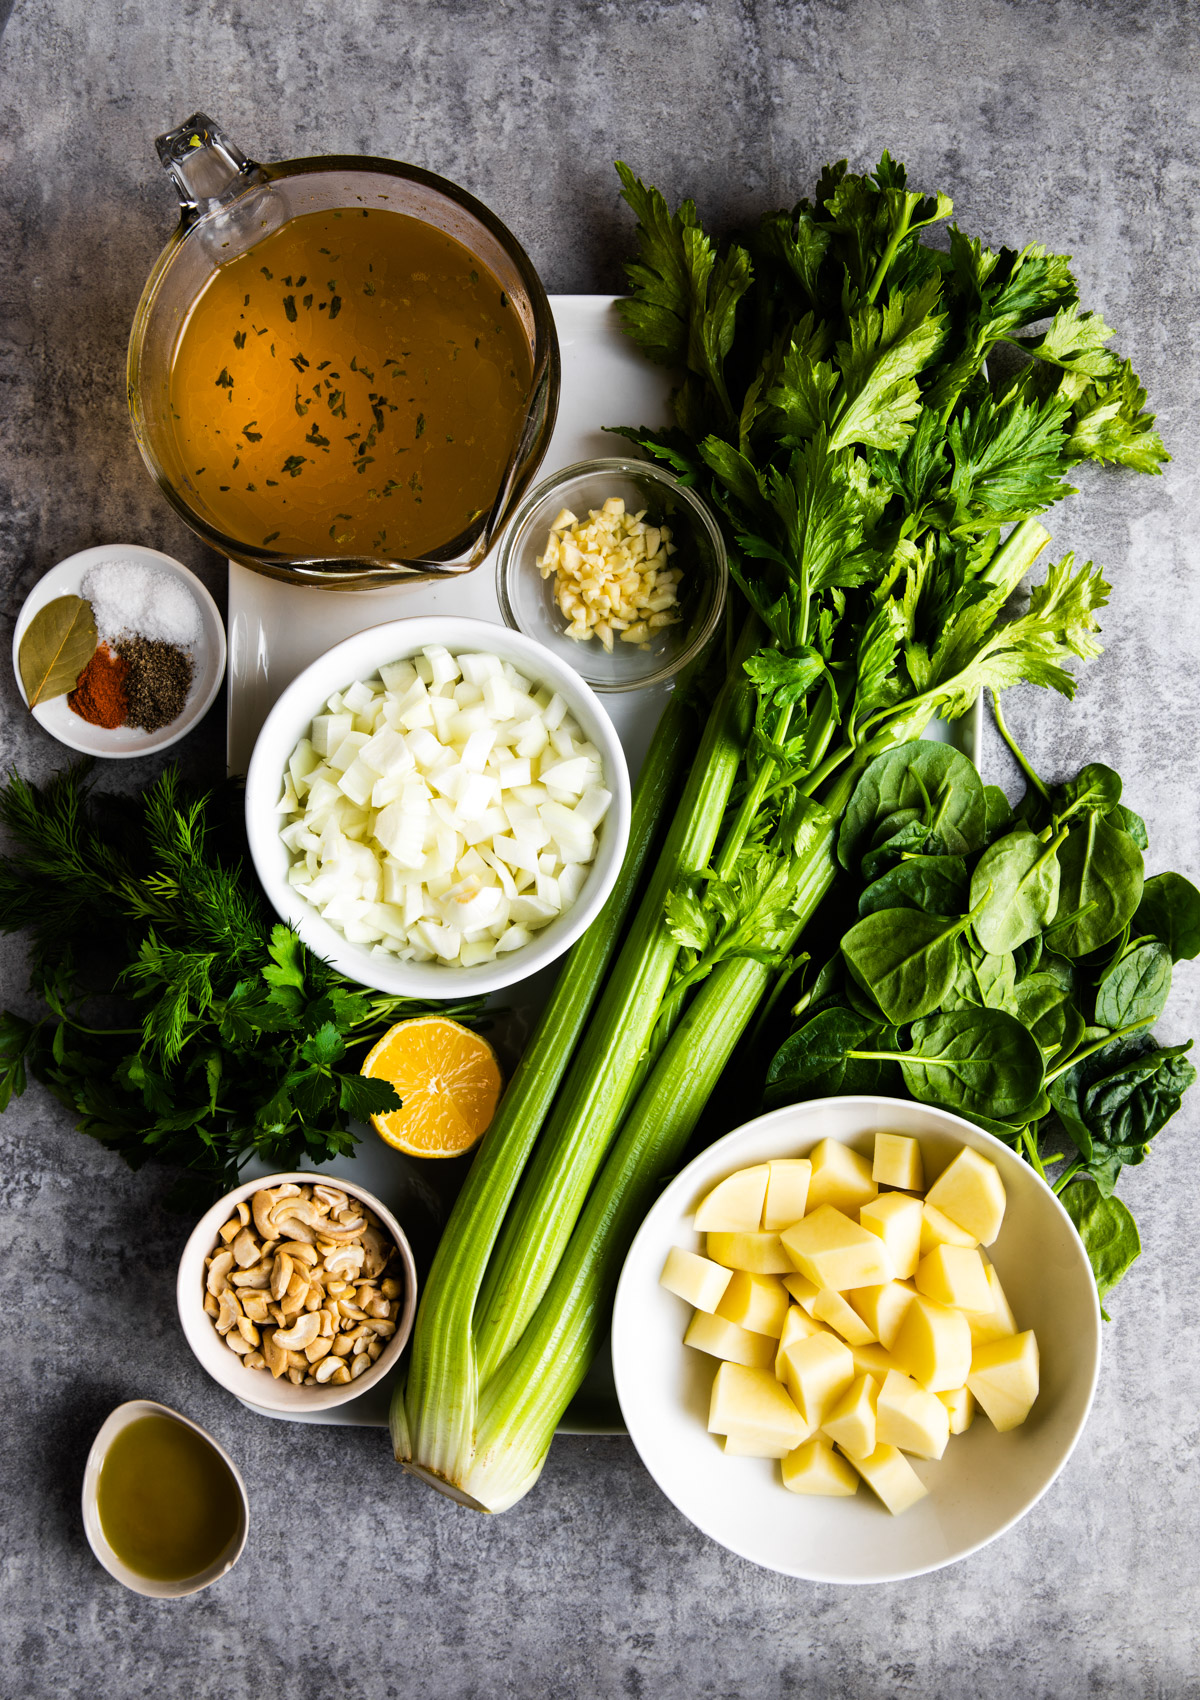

left=128, top=114, right=560, bottom=589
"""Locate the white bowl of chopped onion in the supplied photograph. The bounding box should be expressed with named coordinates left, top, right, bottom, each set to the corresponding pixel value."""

left=245, top=617, right=631, bottom=997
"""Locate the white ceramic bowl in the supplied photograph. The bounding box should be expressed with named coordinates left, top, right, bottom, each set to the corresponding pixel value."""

left=82, top=1399, right=249, bottom=1597
left=612, top=1096, right=1101, bottom=1584
left=177, top=1171, right=418, bottom=1415
left=11, top=543, right=226, bottom=757
left=244, top=614, right=632, bottom=998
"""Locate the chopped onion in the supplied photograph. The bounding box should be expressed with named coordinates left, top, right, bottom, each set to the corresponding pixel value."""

left=279, top=648, right=610, bottom=967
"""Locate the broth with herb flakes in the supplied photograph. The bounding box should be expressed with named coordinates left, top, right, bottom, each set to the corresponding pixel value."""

left=166, top=207, right=533, bottom=560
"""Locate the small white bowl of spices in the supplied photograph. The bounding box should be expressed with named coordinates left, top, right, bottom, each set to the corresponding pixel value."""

left=12, top=542, right=226, bottom=758
left=496, top=458, right=728, bottom=692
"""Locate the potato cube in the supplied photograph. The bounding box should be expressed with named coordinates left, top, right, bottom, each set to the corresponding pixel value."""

left=937, top=1386, right=975, bottom=1435
left=722, top=1433, right=791, bottom=1459
left=708, top=1362, right=809, bottom=1451
left=926, top=1146, right=1006, bottom=1245
left=915, top=1244, right=992, bottom=1313
left=683, top=1311, right=775, bottom=1371
left=707, top=1230, right=793, bottom=1274
left=920, top=1201, right=979, bottom=1255
left=849, top=1341, right=902, bottom=1380
left=806, top=1138, right=879, bottom=1214
left=872, top=1132, right=924, bottom=1191
left=844, top=1443, right=929, bottom=1515
left=892, top=1294, right=972, bottom=1392
left=761, top=1159, right=812, bottom=1230
left=876, top=1368, right=951, bottom=1459
left=694, top=1164, right=770, bottom=1232
left=859, top=1192, right=923, bottom=1281
left=968, top=1262, right=1019, bottom=1348
left=781, top=1437, right=859, bottom=1496
left=968, top=1330, right=1040, bottom=1431
left=812, top=1287, right=877, bottom=1346
left=821, top=1373, right=879, bottom=1460
left=774, top=1304, right=829, bottom=1377
left=777, top=1332, right=856, bottom=1428
left=716, top=1272, right=791, bottom=1337
left=658, top=1247, right=732, bottom=1314
left=782, top=1271, right=820, bottom=1315
left=781, top=1206, right=896, bottom=1291
left=848, top=1280, right=916, bottom=1351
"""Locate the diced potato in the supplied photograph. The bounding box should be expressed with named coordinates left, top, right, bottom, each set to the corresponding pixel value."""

left=968, top=1262, right=1019, bottom=1347
left=821, top=1373, right=879, bottom=1460
left=706, top=1230, right=793, bottom=1275
left=694, top=1165, right=770, bottom=1232
left=848, top=1341, right=902, bottom=1380
left=658, top=1246, right=732, bottom=1314
left=777, top=1332, right=856, bottom=1428
left=707, top=1362, right=809, bottom=1451
left=859, top=1192, right=923, bottom=1281
left=761, top=1159, right=812, bottom=1231
left=937, top=1386, right=976, bottom=1435
left=716, top=1272, right=791, bottom=1337
left=812, top=1288, right=877, bottom=1347
left=968, top=1331, right=1040, bottom=1431
left=782, top=1271, right=820, bottom=1315
left=920, top=1201, right=980, bottom=1255
left=872, top=1132, right=924, bottom=1192
left=774, top=1305, right=830, bottom=1376
left=876, top=1368, right=951, bottom=1460
left=806, top=1139, right=879, bottom=1214
left=848, top=1280, right=917, bottom=1351
left=915, top=1244, right=992, bottom=1313
left=723, top=1433, right=792, bottom=1459
left=782, top=1436, right=860, bottom=1496
left=844, top=1443, right=929, bottom=1515
left=926, top=1146, right=1006, bottom=1246
left=683, top=1311, right=775, bottom=1370
left=781, top=1206, right=896, bottom=1291
left=891, top=1294, right=972, bottom=1393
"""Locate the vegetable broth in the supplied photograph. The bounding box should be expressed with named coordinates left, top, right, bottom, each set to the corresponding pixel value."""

left=167, top=208, right=533, bottom=559
left=96, top=1413, right=242, bottom=1582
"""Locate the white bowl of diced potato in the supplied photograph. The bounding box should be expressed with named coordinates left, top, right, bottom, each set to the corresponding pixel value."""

left=611, top=1096, right=1101, bottom=1583
left=245, top=616, right=631, bottom=997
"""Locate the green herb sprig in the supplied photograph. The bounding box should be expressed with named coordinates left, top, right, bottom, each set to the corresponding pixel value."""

left=0, top=765, right=482, bottom=1202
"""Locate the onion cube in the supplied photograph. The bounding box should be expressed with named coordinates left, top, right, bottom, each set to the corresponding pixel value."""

left=496, top=924, right=534, bottom=954
left=461, top=728, right=497, bottom=772
left=423, top=645, right=460, bottom=690
left=328, top=731, right=369, bottom=773
left=514, top=719, right=549, bottom=759
left=458, top=652, right=504, bottom=686
left=482, top=674, right=514, bottom=720
left=576, top=786, right=612, bottom=828
left=455, top=773, right=499, bottom=819
left=378, top=658, right=418, bottom=693
left=311, top=712, right=353, bottom=758
left=342, top=679, right=377, bottom=716
left=497, top=757, right=532, bottom=789
left=540, top=757, right=592, bottom=796
left=406, top=727, right=442, bottom=769
left=338, top=758, right=377, bottom=808
left=375, top=802, right=426, bottom=868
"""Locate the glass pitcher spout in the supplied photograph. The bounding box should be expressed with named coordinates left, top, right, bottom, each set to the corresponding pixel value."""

left=156, top=113, right=266, bottom=229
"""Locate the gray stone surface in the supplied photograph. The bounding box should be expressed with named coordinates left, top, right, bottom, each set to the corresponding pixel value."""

left=1, top=1, right=1198, bottom=1695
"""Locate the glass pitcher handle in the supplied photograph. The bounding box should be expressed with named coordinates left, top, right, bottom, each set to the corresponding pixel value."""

left=156, top=112, right=263, bottom=229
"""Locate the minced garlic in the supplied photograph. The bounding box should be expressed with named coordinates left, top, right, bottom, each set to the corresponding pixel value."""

left=537, top=496, right=682, bottom=651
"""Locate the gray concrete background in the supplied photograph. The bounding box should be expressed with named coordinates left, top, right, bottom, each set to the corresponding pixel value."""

left=1, top=2, right=1198, bottom=1695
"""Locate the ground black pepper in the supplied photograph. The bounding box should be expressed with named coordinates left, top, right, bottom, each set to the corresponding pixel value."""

left=117, top=635, right=194, bottom=733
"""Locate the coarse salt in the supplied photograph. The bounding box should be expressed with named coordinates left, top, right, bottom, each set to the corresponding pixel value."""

left=81, top=560, right=203, bottom=648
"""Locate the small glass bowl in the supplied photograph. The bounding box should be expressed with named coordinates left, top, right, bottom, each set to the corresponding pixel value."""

left=495, top=457, right=728, bottom=692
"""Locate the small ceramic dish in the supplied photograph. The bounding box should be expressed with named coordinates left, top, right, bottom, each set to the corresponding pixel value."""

left=177, top=1171, right=418, bottom=1415
left=82, top=1399, right=249, bottom=1598
left=495, top=457, right=728, bottom=692
left=243, top=614, right=632, bottom=999
left=611, top=1096, right=1102, bottom=1584
left=11, top=542, right=226, bottom=758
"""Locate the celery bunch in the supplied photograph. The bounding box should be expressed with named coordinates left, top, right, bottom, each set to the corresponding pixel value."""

left=393, top=155, right=1165, bottom=1510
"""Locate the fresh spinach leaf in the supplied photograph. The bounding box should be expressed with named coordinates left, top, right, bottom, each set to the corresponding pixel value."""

left=983, top=784, right=1014, bottom=842
left=1013, top=968, right=1072, bottom=1054
left=1094, top=941, right=1172, bottom=1033
left=1108, top=804, right=1148, bottom=851
left=1049, top=1035, right=1195, bottom=1192
left=879, top=1007, right=1046, bottom=1119
left=970, top=825, right=1064, bottom=953
left=858, top=854, right=969, bottom=918
left=841, top=907, right=974, bottom=1024
left=1052, top=762, right=1122, bottom=825
left=838, top=741, right=986, bottom=872
left=764, top=1005, right=900, bottom=1104
left=1046, top=813, right=1143, bottom=957
left=1134, top=871, right=1200, bottom=962
left=1060, top=1174, right=1141, bottom=1311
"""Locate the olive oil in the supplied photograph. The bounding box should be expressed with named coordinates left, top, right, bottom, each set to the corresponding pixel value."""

left=96, top=1413, right=243, bottom=1582
left=167, top=207, right=533, bottom=560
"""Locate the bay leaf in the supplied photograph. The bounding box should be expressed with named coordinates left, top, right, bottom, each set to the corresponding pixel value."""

left=18, top=596, right=98, bottom=707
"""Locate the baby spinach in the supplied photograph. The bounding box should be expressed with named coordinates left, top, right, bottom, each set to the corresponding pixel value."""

left=837, top=741, right=986, bottom=874
left=1134, top=871, right=1200, bottom=963
left=858, top=854, right=969, bottom=918
left=763, top=1006, right=899, bottom=1104
left=1048, top=1035, right=1195, bottom=1193
left=1052, top=762, right=1122, bottom=825
left=870, top=1007, right=1045, bottom=1120
left=970, top=826, right=1065, bottom=953
left=1094, top=941, right=1172, bottom=1033
left=1046, top=813, right=1143, bottom=958
left=841, top=906, right=977, bottom=1024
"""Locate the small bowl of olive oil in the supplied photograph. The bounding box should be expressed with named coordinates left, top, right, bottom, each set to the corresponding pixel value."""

left=82, top=1401, right=248, bottom=1597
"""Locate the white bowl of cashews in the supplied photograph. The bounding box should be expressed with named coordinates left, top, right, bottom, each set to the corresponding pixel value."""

left=177, top=1172, right=418, bottom=1414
